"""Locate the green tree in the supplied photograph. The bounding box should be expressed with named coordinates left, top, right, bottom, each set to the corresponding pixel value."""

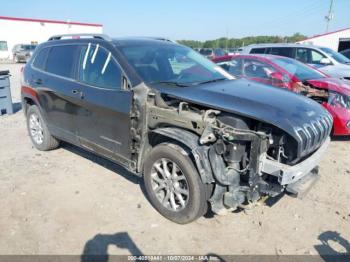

left=178, top=33, right=307, bottom=49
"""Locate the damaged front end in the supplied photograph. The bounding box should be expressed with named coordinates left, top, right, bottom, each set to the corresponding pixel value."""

left=142, top=89, right=331, bottom=215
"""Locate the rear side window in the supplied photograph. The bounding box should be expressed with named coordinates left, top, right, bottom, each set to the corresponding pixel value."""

left=33, top=48, right=49, bottom=70
left=79, top=44, right=122, bottom=89
left=269, top=47, right=294, bottom=58
left=46, top=45, right=80, bottom=78
left=250, top=48, right=266, bottom=54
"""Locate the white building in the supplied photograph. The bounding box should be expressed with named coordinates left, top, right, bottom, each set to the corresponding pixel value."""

left=0, top=16, right=103, bottom=60
left=297, top=27, right=350, bottom=52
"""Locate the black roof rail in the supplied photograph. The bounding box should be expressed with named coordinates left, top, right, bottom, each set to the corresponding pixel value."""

left=128, top=36, right=175, bottom=43
left=149, top=37, right=173, bottom=42
left=48, top=33, right=111, bottom=41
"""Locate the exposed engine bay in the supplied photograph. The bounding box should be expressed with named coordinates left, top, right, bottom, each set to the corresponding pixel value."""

left=130, top=87, right=328, bottom=215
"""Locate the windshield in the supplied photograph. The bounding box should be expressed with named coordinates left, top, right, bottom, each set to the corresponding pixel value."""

left=199, top=49, right=213, bottom=56
left=214, top=48, right=225, bottom=56
left=22, top=45, right=36, bottom=51
left=272, top=57, right=325, bottom=81
left=119, top=44, right=233, bottom=85
left=320, top=47, right=350, bottom=64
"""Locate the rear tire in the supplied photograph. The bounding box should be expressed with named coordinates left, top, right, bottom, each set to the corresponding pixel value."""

left=143, top=143, right=207, bottom=224
left=26, top=105, right=59, bottom=151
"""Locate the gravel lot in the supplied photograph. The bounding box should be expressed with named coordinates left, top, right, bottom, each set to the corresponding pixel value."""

left=0, top=63, right=350, bottom=256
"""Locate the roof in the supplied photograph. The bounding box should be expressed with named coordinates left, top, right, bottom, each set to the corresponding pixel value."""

left=112, top=37, right=176, bottom=46
left=299, top=27, right=350, bottom=42
left=0, top=15, right=102, bottom=27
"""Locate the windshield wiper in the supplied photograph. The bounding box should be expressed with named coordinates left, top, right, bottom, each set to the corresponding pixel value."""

left=149, top=81, right=189, bottom=87
left=194, top=78, right=228, bottom=85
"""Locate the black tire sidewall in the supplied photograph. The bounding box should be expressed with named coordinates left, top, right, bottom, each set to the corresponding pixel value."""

left=144, top=143, right=207, bottom=224
left=26, top=105, right=52, bottom=151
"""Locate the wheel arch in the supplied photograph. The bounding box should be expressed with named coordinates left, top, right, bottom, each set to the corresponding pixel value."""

left=22, top=96, right=36, bottom=114
left=146, top=127, right=215, bottom=184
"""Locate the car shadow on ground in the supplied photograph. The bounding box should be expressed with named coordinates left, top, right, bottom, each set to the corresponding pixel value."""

left=331, top=135, right=350, bottom=142
left=12, top=102, right=22, bottom=113
left=61, top=142, right=141, bottom=185
left=81, top=231, right=226, bottom=262
left=81, top=232, right=144, bottom=262
left=314, top=231, right=350, bottom=261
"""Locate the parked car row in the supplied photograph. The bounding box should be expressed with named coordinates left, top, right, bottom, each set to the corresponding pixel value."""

left=240, top=43, right=350, bottom=79
left=214, top=54, right=350, bottom=136
left=21, top=34, right=334, bottom=224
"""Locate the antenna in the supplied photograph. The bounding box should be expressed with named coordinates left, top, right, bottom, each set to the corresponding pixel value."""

left=325, top=0, right=334, bottom=33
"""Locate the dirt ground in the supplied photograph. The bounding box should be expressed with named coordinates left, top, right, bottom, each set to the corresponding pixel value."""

left=0, top=63, right=350, bottom=256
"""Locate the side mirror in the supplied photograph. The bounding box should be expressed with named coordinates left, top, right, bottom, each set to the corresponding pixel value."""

left=320, top=58, right=332, bottom=65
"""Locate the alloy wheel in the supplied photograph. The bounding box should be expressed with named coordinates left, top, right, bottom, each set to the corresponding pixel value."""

left=29, top=113, right=44, bottom=145
left=150, top=158, right=190, bottom=211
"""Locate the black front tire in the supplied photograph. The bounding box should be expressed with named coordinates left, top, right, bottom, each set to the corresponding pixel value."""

left=26, top=105, right=59, bottom=151
left=143, top=143, right=207, bottom=224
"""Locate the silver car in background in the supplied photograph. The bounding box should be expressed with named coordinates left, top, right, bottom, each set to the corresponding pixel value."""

left=241, top=43, right=350, bottom=80
left=12, top=44, right=37, bottom=63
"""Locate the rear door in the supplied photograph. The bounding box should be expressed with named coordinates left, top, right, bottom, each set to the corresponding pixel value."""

left=30, top=44, right=81, bottom=143
left=74, top=43, right=133, bottom=165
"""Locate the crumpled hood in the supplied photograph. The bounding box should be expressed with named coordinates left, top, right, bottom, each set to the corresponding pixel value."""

left=153, top=78, right=331, bottom=141
left=306, top=77, right=350, bottom=96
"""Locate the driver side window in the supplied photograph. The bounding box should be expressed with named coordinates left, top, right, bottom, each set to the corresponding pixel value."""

left=79, top=43, right=122, bottom=89
left=310, top=49, right=326, bottom=64
left=296, top=48, right=326, bottom=64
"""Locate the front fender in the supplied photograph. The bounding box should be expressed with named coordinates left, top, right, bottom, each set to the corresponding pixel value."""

left=151, top=127, right=214, bottom=184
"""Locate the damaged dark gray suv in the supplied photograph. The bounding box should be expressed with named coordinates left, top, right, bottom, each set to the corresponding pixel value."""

left=21, top=34, right=332, bottom=224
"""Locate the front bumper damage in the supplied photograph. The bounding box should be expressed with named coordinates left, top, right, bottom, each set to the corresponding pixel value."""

left=261, top=137, right=330, bottom=186
left=208, top=127, right=330, bottom=214
left=144, top=94, right=331, bottom=215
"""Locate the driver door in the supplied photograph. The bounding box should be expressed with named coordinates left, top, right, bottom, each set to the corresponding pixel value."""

left=75, top=43, right=133, bottom=164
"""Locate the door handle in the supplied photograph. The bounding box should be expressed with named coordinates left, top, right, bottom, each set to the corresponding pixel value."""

left=34, top=78, right=43, bottom=85
left=72, top=89, right=84, bottom=99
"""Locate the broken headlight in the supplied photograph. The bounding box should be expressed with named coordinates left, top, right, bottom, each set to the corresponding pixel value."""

left=328, top=91, right=350, bottom=109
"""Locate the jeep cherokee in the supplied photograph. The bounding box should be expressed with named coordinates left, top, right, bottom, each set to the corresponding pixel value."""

left=21, top=34, right=332, bottom=224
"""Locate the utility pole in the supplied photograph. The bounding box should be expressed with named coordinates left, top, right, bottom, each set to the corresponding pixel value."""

left=225, top=27, right=228, bottom=51
left=325, top=0, right=334, bottom=32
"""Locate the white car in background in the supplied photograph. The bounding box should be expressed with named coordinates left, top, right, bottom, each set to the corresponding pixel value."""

left=241, top=43, right=350, bottom=80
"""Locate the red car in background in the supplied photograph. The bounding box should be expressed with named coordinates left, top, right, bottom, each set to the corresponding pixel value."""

left=215, top=54, right=350, bottom=136
left=199, top=48, right=229, bottom=60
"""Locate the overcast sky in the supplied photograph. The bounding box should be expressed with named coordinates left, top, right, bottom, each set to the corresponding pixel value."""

left=1, top=0, right=349, bottom=40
